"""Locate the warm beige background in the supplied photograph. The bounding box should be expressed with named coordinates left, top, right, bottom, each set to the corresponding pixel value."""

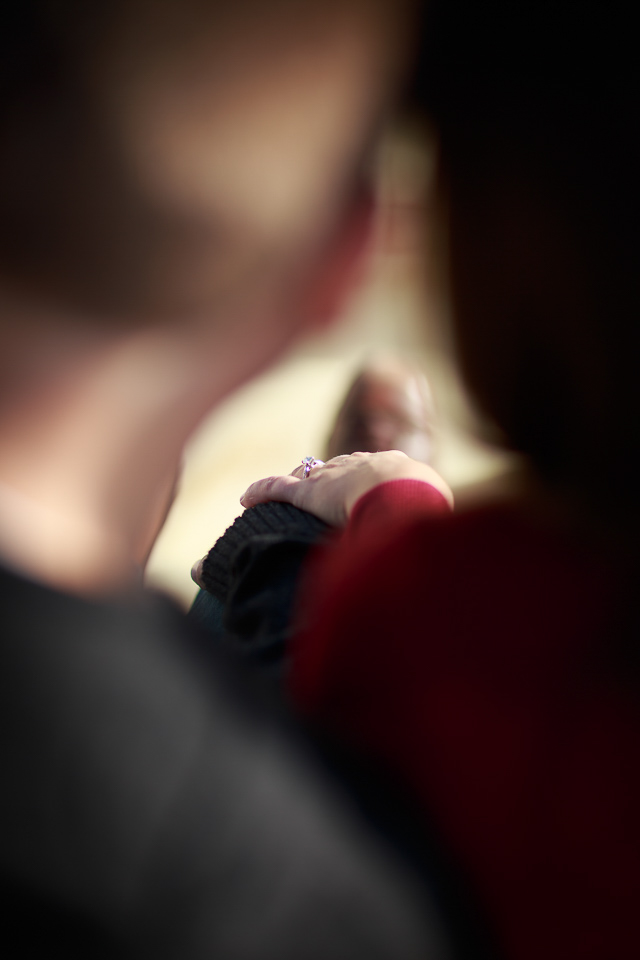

left=145, top=130, right=513, bottom=608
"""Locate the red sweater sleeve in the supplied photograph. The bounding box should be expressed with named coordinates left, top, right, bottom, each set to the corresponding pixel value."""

left=346, top=478, right=451, bottom=544
left=290, top=478, right=449, bottom=719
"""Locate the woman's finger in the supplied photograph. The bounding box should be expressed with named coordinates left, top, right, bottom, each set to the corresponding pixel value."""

left=240, top=474, right=301, bottom=509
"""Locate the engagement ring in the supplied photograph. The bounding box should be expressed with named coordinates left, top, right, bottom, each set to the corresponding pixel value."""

left=302, top=456, right=323, bottom=478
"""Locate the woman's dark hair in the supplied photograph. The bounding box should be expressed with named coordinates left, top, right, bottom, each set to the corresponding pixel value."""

left=411, top=0, right=639, bottom=519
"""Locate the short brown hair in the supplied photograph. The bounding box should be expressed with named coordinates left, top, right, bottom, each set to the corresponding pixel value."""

left=0, top=0, right=407, bottom=320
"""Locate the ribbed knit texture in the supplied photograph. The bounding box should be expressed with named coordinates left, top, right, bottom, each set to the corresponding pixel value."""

left=200, top=501, right=330, bottom=602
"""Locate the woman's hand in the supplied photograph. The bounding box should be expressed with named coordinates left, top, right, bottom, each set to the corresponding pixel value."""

left=240, top=451, right=453, bottom=527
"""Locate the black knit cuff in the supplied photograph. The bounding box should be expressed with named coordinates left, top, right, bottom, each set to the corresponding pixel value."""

left=199, top=501, right=331, bottom=602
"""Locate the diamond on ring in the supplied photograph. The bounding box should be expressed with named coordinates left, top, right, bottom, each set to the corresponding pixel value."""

left=302, top=456, right=323, bottom=478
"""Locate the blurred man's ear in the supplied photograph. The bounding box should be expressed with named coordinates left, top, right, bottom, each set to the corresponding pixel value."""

left=303, top=185, right=376, bottom=330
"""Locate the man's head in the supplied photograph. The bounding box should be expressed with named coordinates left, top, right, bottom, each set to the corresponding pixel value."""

left=0, top=0, right=411, bottom=332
